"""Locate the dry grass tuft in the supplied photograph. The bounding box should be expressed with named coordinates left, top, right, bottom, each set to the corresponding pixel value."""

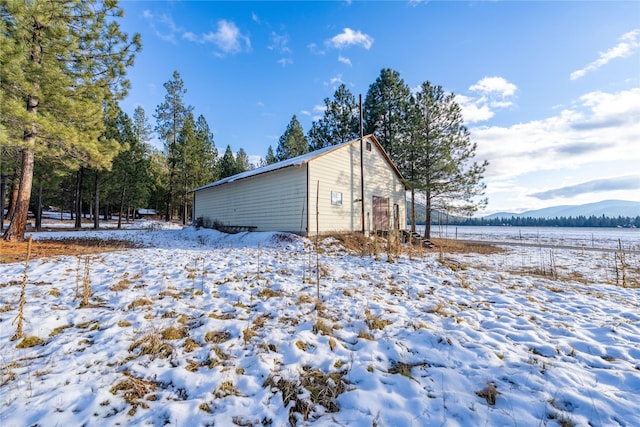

left=388, top=360, right=429, bottom=378
left=214, top=380, right=240, bottom=398
left=357, top=329, right=374, bottom=340
left=204, top=330, right=232, bottom=344
left=257, top=287, right=284, bottom=299
left=161, top=326, right=187, bottom=340
left=110, top=372, right=158, bottom=416
left=312, top=319, right=333, bottom=336
left=365, top=310, right=392, bottom=330
left=476, top=382, right=500, bottom=406
left=128, top=332, right=173, bottom=360
left=128, top=298, right=152, bottom=310
left=16, top=336, right=45, bottom=348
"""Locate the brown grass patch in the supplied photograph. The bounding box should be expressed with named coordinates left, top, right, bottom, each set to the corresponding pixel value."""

left=0, top=238, right=137, bottom=263
left=430, top=238, right=503, bottom=255
left=110, top=372, right=158, bottom=415
left=319, top=232, right=502, bottom=257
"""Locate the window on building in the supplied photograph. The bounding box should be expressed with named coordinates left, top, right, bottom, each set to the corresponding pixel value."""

left=366, top=141, right=372, bottom=151
left=331, top=191, right=343, bottom=206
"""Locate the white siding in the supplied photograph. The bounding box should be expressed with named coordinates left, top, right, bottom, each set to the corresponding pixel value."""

left=307, top=137, right=406, bottom=235
left=193, top=165, right=308, bottom=233
left=307, top=143, right=361, bottom=234
left=193, top=135, right=406, bottom=235
left=361, top=139, right=406, bottom=233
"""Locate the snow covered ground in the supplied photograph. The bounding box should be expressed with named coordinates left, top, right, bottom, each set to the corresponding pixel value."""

left=1, top=224, right=639, bottom=426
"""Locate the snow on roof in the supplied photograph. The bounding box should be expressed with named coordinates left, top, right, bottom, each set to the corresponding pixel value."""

left=192, top=136, right=372, bottom=193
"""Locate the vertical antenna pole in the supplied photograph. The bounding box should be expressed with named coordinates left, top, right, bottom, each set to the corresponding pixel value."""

left=359, top=94, right=365, bottom=234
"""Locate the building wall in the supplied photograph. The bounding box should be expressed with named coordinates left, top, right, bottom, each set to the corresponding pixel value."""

left=193, top=164, right=308, bottom=233
left=193, top=135, right=406, bottom=235
left=307, top=137, right=406, bottom=235
left=307, top=142, right=360, bottom=234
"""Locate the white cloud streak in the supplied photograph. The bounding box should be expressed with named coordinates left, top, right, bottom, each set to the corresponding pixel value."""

left=143, top=10, right=250, bottom=55
left=570, top=29, right=640, bottom=80
left=472, top=87, right=640, bottom=180
left=328, top=28, right=373, bottom=50
left=338, top=55, right=352, bottom=66
left=458, top=76, right=518, bottom=123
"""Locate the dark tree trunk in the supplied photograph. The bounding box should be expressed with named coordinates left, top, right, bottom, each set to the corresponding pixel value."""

left=410, top=187, right=416, bottom=233
left=165, top=187, right=172, bottom=222
left=117, top=186, right=125, bottom=229
left=6, top=176, right=19, bottom=222
left=424, top=190, right=432, bottom=240
left=74, top=168, right=83, bottom=229
left=93, top=170, right=100, bottom=229
left=34, top=184, right=42, bottom=231
left=0, top=174, right=7, bottom=230
left=4, top=148, right=35, bottom=241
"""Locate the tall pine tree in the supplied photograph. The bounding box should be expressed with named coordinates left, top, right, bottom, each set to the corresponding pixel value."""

left=219, top=145, right=237, bottom=179
left=154, top=71, right=193, bottom=221
left=363, top=68, right=410, bottom=161
left=264, top=146, right=277, bottom=165
left=308, top=84, right=359, bottom=151
left=1, top=0, right=140, bottom=240
left=276, top=115, right=308, bottom=161
left=412, top=81, right=488, bottom=239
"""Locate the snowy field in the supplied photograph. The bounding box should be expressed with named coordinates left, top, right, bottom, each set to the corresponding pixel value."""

left=1, top=223, right=639, bottom=426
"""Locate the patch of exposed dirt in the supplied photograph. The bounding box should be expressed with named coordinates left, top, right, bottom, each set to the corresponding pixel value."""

left=0, top=238, right=137, bottom=263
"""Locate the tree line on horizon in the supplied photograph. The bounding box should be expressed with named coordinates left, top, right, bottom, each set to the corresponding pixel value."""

left=1, top=2, right=487, bottom=241
left=431, top=214, right=640, bottom=228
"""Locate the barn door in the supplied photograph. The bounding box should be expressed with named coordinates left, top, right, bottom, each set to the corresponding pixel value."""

left=372, top=196, right=389, bottom=231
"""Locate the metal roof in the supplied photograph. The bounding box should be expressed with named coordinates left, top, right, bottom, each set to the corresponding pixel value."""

left=191, top=134, right=405, bottom=192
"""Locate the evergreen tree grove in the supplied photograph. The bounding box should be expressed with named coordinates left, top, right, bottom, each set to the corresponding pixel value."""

left=0, top=0, right=141, bottom=241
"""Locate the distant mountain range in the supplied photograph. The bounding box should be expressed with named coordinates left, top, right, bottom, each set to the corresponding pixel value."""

left=485, top=200, right=640, bottom=219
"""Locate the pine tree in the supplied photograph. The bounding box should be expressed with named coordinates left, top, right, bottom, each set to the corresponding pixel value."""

left=363, top=68, right=410, bottom=161
left=276, top=115, right=308, bottom=161
left=265, top=146, right=278, bottom=165
left=133, top=106, right=153, bottom=149
left=308, top=84, right=359, bottom=151
left=194, top=115, right=218, bottom=185
left=412, top=81, right=488, bottom=239
left=219, top=145, right=237, bottom=179
left=103, top=106, right=152, bottom=228
left=1, top=0, right=140, bottom=241
left=235, top=148, right=250, bottom=174
left=154, top=71, right=193, bottom=221
left=176, top=112, right=196, bottom=224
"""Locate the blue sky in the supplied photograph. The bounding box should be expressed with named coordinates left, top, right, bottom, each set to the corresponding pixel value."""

left=118, top=1, right=640, bottom=215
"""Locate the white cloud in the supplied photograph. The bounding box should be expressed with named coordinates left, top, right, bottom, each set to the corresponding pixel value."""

left=338, top=55, right=352, bottom=66
left=251, top=12, right=260, bottom=24
left=142, top=10, right=182, bottom=44
left=202, top=20, right=251, bottom=54
left=470, top=76, right=517, bottom=97
left=307, top=42, right=325, bottom=55
left=457, top=95, right=495, bottom=122
left=459, top=77, right=518, bottom=123
left=269, top=32, right=291, bottom=54
left=143, top=10, right=250, bottom=55
left=269, top=32, right=293, bottom=66
left=311, top=104, right=326, bottom=121
left=472, top=87, right=640, bottom=181
left=328, top=28, right=373, bottom=50
left=570, top=29, right=640, bottom=80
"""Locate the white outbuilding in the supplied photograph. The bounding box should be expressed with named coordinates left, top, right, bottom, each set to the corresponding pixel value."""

left=191, top=134, right=407, bottom=235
